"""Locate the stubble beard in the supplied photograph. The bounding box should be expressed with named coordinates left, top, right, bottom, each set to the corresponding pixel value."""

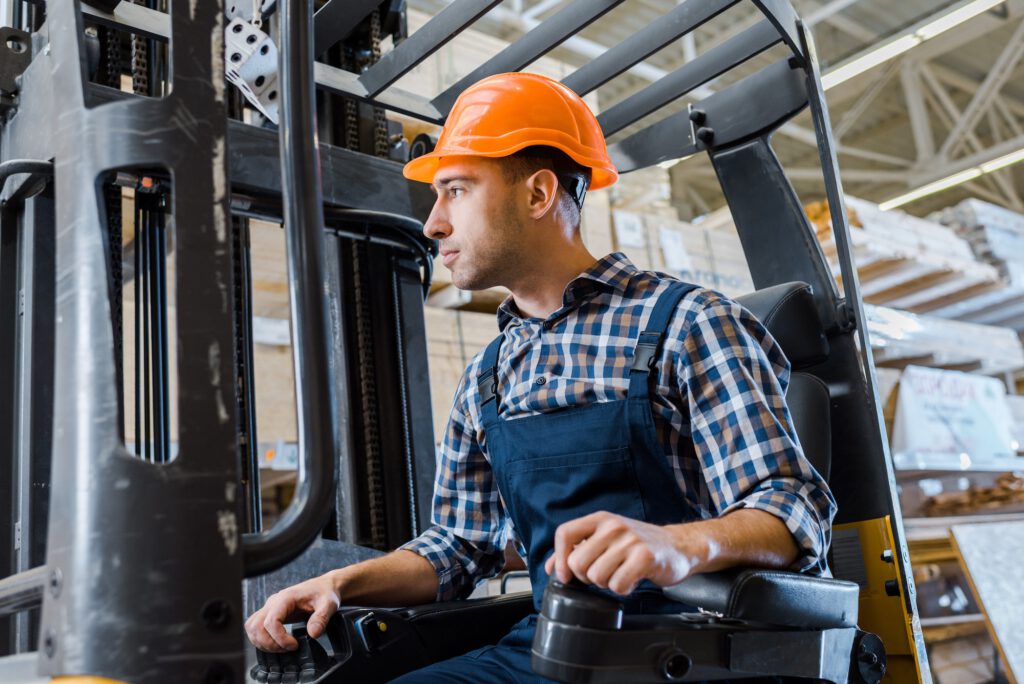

left=450, top=195, right=526, bottom=291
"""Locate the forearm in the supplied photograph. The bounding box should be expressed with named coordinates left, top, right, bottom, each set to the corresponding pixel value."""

left=670, top=508, right=799, bottom=575
left=326, top=549, right=439, bottom=607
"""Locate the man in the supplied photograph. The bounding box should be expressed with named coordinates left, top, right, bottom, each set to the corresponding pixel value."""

left=245, top=72, right=836, bottom=682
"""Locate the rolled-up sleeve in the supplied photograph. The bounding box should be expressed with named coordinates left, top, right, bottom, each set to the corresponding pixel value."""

left=677, top=298, right=837, bottom=574
left=400, top=369, right=508, bottom=600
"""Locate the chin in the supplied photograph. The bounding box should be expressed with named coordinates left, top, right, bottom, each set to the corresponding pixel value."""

left=451, top=272, right=492, bottom=291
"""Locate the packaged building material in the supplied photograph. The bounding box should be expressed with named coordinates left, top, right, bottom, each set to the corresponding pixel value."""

left=611, top=210, right=754, bottom=298
left=890, top=365, right=1018, bottom=472
left=864, top=305, right=1024, bottom=376
left=811, top=197, right=1001, bottom=313
left=929, top=199, right=1024, bottom=329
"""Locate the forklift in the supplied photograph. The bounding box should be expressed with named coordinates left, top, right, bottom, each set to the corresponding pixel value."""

left=0, top=0, right=929, bottom=682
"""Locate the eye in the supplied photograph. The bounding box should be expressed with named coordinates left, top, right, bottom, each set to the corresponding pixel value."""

left=448, top=186, right=464, bottom=199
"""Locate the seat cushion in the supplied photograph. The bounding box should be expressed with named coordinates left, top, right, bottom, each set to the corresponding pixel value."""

left=786, top=371, right=831, bottom=480
left=736, top=282, right=828, bottom=369
left=663, top=568, right=859, bottom=629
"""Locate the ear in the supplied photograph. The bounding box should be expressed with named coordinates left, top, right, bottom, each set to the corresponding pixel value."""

left=524, top=168, right=561, bottom=220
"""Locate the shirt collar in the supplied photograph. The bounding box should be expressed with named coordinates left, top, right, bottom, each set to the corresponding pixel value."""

left=496, top=252, right=640, bottom=331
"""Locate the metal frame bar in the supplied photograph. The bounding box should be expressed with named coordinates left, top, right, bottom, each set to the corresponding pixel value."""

left=81, top=0, right=816, bottom=157
left=561, top=0, right=737, bottom=96
left=1, top=1, right=246, bottom=680
left=430, top=0, right=625, bottom=114
left=359, top=0, right=503, bottom=97
left=598, top=18, right=781, bottom=136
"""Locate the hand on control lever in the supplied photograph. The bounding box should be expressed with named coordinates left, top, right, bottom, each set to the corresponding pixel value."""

left=245, top=574, right=341, bottom=652
left=544, top=511, right=702, bottom=596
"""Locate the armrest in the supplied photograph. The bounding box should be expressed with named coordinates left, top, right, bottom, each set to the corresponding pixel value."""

left=663, top=569, right=859, bottom=629
left=252, top=591, right=535, bottom=683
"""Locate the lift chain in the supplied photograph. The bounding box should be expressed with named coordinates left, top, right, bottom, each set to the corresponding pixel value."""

left=352, top=244, right=387, bottom=550
left=370, top=9, right=389, bottom=158
left=104, top=25, right=123, bottom=89
left=341, top=45, right=360, bottom=152
left=129, top=0, right=149, bottom=96
left=231, top=217, right=262, bottom=533
left=106, top=183, right=125, bottom=436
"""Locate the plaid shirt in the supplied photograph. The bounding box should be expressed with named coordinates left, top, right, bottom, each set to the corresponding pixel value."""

left=403, top=253, right=836, bottom=601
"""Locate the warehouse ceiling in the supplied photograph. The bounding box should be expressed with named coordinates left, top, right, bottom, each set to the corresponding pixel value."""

left=405, top=0, right=1024, bottom=219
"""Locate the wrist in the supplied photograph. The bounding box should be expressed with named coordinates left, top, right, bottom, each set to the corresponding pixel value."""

left=325, top=568, right=349, bottom=598
left=668, top=521, right=714, bottom=575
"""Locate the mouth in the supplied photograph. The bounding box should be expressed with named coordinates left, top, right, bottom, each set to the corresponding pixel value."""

left=441, top=250, right=460, bottom=267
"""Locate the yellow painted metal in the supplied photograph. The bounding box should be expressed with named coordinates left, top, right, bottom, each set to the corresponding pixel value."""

left=834, top=516, right=927, bottom=684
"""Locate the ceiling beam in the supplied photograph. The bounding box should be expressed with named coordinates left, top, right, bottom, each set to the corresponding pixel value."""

left=900, top=60, right=934, bottom=161
left=936, top=17, right=1024, bottom=161
left=917, top=62, right=1022, bottom=209
left=824, top=0, right=1024, bottom=109
left=834, top=60, right=899, bottom=139
left=930, top=63, right=1024, bottom=119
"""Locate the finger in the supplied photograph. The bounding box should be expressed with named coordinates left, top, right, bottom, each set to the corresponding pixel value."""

left=553, top=513, right=605, bottom=584
left=264, top=600, right=300, bottom=651
left=544, top=554, right=554, bottom=576
left=306, top=594, right=338, bottom=639
left=244, top=611, right=261, bottom=646
left=607, top=546, right=653, bottom=596
left=579, top=534, right=636, bottom=589
left=565, top=517, right=632, bottom=583
left=246, top=609, right=281, bottom=652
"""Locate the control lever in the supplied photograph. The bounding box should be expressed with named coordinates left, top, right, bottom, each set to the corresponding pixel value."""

left=250, top=627, right=332, bottom=684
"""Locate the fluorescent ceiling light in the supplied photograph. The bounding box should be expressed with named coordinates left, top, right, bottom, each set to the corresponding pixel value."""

left=822, top=0, right=1006, bottom=90
left=822, top=35, right=921, bottom=90
left=980, top=147, right=1024, bottom=173
left=878, top=146, right=1024, bottom=211
left=915, top=0, right=1006, bottom=39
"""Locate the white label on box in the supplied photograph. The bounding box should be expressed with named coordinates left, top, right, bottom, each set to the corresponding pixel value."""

left=658, top=226, right=693, bottom=272
left=891, top=365, right=1018, bottom=471
left=613, top=211, right=646, bottom=248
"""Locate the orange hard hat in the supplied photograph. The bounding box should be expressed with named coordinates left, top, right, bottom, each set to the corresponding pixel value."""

left=403, top=72, right=618, bottom=190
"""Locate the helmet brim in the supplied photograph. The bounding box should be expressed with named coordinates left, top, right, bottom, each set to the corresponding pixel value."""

left=403, top=143, right=618, bottom=191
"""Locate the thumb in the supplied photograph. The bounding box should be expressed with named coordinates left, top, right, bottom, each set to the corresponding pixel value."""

left=306, top=595, right=337, bottom=639
left=544, top=554, right=554, bottom=575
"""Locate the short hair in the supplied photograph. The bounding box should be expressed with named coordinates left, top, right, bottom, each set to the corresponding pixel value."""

left=498, top=146, right=590, bottom=228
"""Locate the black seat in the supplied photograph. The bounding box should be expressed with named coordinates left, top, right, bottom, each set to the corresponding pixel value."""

left=665, top=282, right=846, bottom=622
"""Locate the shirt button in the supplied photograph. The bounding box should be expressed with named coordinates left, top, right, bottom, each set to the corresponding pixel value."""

left=535, top=376, right=546, bottom=386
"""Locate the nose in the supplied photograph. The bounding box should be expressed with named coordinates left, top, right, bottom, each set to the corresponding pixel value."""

left=423, top=198, right=451, bottom=241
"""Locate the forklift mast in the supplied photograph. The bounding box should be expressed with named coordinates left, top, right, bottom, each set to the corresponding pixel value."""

left=0, top=1, right=928, bottom=682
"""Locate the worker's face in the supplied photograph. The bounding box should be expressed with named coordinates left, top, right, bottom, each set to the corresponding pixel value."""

left=423, top=156, right=526, bottom=291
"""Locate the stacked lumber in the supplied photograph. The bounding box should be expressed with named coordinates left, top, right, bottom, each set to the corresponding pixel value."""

left=929, top=199, right=1024, bottom=329
left=812, top=197, right=1002, bottom=313
left=864, top=304, right=1024, bottom=376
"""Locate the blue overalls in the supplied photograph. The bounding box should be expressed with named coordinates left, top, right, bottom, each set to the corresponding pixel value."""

left=393, top=282, right=781, bottom=683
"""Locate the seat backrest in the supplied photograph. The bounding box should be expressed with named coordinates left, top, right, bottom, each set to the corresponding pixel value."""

left=735, top=282, right=831, bottom=481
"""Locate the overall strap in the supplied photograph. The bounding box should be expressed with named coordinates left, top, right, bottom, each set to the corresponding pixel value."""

left=477, top=333, right=505, bottom=426
left=627, top=281, right=698, bottom=400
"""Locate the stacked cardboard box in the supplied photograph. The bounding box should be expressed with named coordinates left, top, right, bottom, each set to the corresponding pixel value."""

left=610, top=209, right=754, bottom=298
left=425, top=308, right=498, bottom=438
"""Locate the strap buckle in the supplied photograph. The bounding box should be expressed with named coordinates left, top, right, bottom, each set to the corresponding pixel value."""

left=478, top=367, right=498, bottom=405
left=631, top=332, right=662, bottom=372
